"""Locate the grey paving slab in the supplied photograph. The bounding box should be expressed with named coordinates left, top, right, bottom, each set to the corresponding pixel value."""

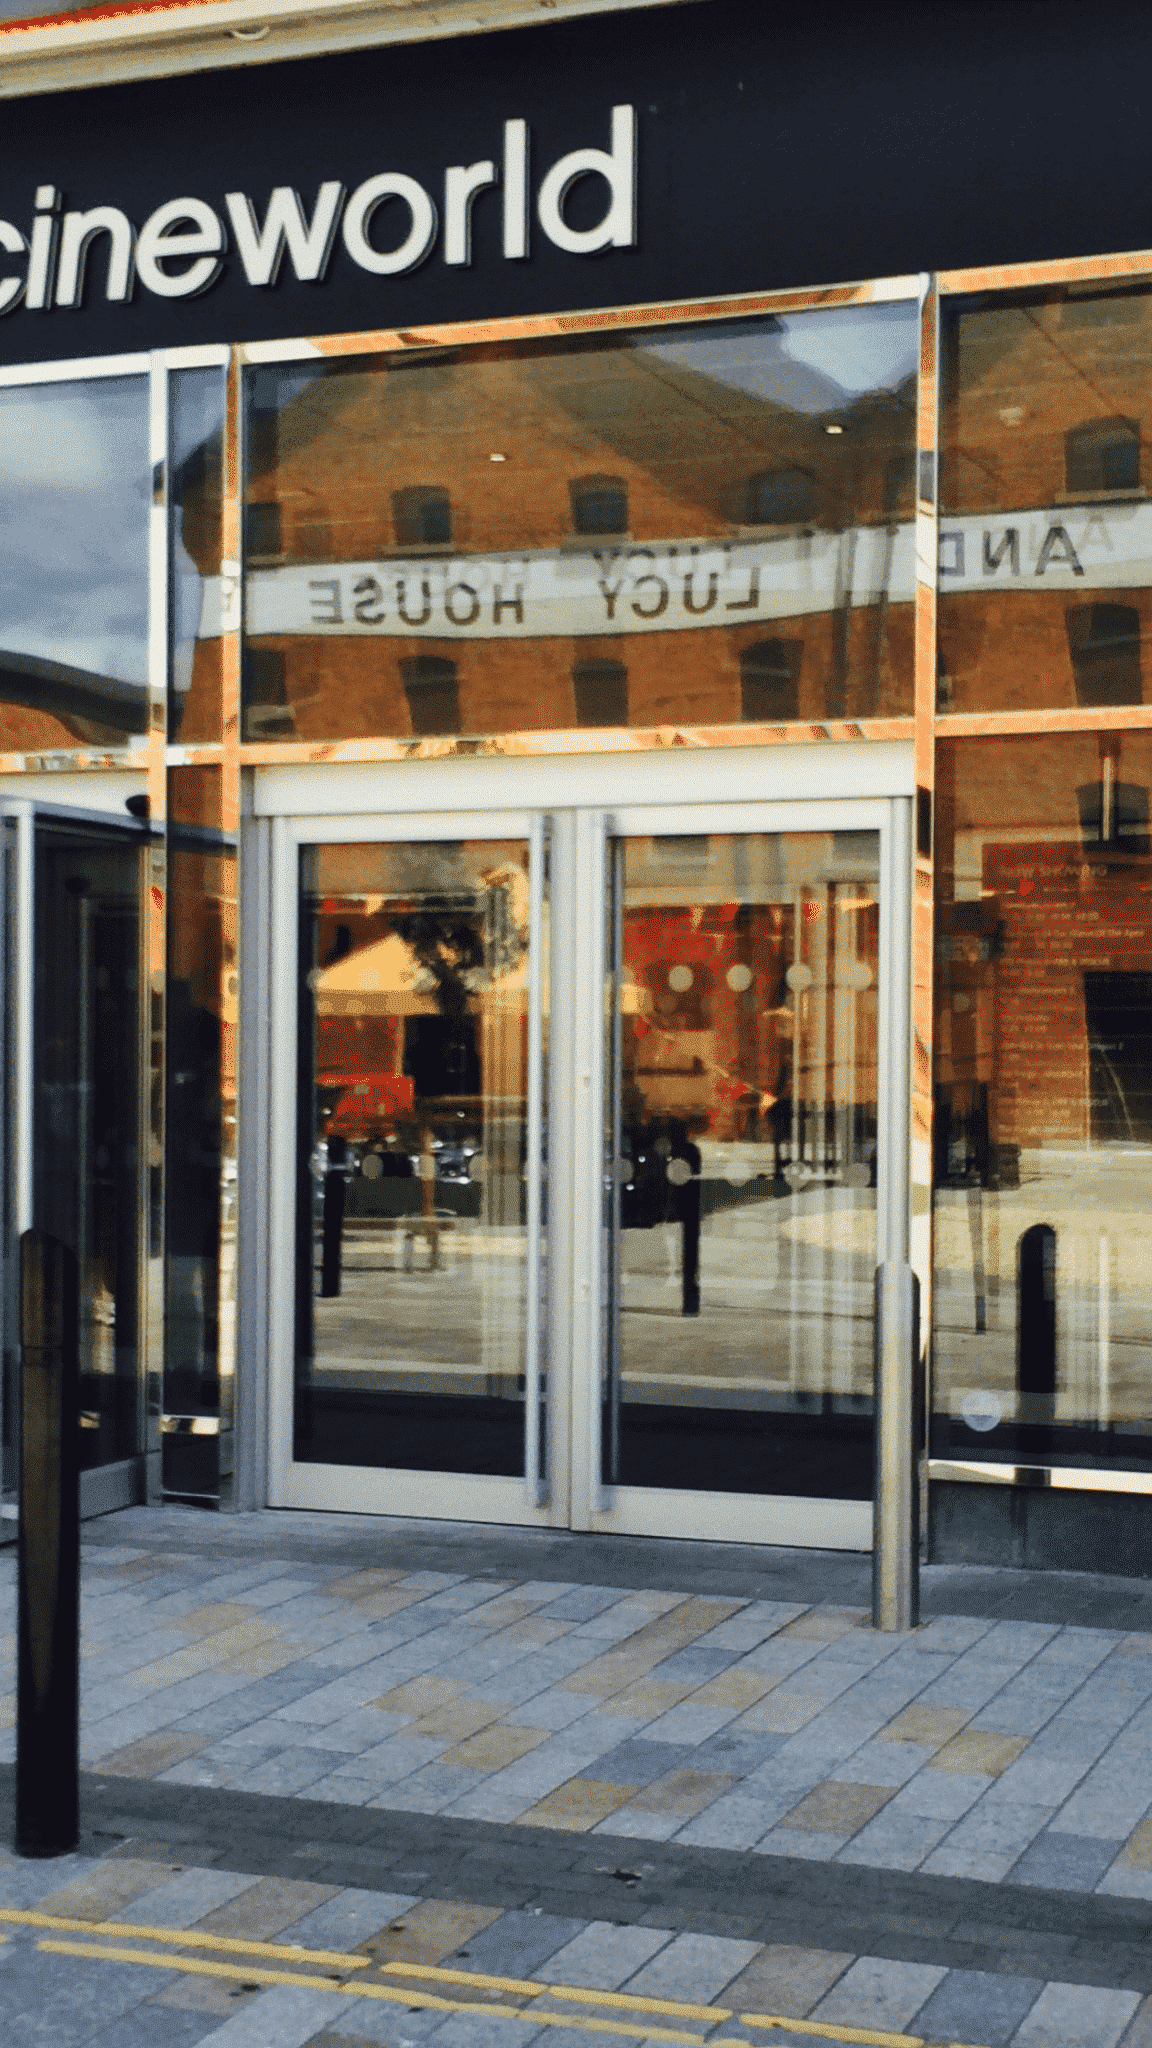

left=1011, top=1981, right=1140, bottom=2046
left=913, top=1967, right=1043, bottom=2047
left=540, top=1922, right=672, bottom=1987
left=622, top=1930, right=759, bottom=2001
left=122, top=1867, right=260, bottom=1926
left=444, top=1909, right=587, bottom=1977
left=279, top=1888, right=420, bottom=1949
left=809, top=1954, right=946, bottom=2030
left=188, top=1982, right=355, bottom=2046
left=1009, top=1830, right=1123, bottom=1892
left=921, top=1801, right=1059, bottom=1882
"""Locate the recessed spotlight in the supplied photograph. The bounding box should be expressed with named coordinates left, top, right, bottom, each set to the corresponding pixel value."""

left=489, top=453, right=506, bottom=463
left=825, top=423, right=844, bottom=435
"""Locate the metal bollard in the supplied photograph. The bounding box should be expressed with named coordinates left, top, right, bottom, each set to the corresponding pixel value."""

left=872, top=1260, right=923, bottom=1634
left=16, top=1230, right=80, bottom=1857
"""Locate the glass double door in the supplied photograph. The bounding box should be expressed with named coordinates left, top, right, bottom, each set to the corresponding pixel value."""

left=272, top=799, right=897, bottom=1548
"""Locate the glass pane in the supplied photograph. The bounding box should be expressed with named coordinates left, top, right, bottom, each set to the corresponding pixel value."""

left=34, top=826, right=142, bottom=1470
left=0, top=376, right=149, bottom=749
left=170, top=365, right=226, bottom=744
left=605, top=829, right=878, bottom=1497
left=294, top=838, right=537, bottom=1475
left=938, top=286, right=1152, bottom=714
left=933, top=731, right=1152, bottom=1470
left=241, top=304, right=917, bottom=744
left=163, top=767, right=238, bottom=1497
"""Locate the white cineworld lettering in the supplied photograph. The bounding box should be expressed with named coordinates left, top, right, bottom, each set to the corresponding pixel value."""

left=0, top=106, right=637, bottom=316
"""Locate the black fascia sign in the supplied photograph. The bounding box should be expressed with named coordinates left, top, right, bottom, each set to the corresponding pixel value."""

left=3, top=0, right=1152, bottom=365
left=0, top=104, right=638, bottom=320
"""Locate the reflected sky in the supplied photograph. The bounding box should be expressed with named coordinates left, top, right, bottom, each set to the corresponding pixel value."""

left=641, top=301, right=920, bottom=414
left=0, top=376, right=149, bottom=691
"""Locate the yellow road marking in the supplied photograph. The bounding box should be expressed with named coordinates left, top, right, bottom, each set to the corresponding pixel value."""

left=19, top=1914, right=985, bottom=2048
left=36, top=1944, right=706, bottom=2041
left=0, top=1906, right=368, bottom=1969
left=384, top=1958, right=728, bottom=2021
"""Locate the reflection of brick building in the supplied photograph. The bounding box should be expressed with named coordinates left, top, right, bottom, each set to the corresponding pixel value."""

left=934, top=733, right=1152, bottom=1178
left=177, top=332, right=916, bottom=744
left=939, top=289, right=1152, bottom=714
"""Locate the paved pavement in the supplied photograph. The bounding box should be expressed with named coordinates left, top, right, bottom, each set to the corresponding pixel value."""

left=3, top=1506, right=1152, bottom=2045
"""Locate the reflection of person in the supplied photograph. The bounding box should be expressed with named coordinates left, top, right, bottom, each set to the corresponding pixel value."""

left=165, top=978, right=221, bottom=1408
left=622, top=1108, right=702, bottom=1315
left=321, top=1133, right=347, bottom=1297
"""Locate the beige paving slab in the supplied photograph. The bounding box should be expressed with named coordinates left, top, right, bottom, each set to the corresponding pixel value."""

left=223, top=1638, right=311, bottom=1677
left=1119, top=1634, right=1152, bottom=1657
left=557, top=1598, right=744, bottom=1694
left=0, top=1692, right=14, bottom=1730
left=780, top=1781, right=894, bottom=1837
left=597, top=1678, right=697, bottom=1718
left=520, top=1778, right=639, bottom=1833
left=414, top=1698, right=510, bottom=1742
left=98, top=1730, right=210, bottom=1780
left=149, top=1974, right=260, bottom=2016
left=440, top=1723, right=548, bottom=1770
left=361, top=1898, right=502, bottom=1966
left=928, top=1729, right=1029, bottom=1776
left=878, top=1704, right=973, bottom=1749
left=128, top=1619, right=288, bottom=1691
left=349, top=1587, right=440, bottom=1622
left=692, top=1669, right=778, bottom=1711
left=775, top=1608, right=867, bottom=1643
left=724, top=1943, right=854, bottom=2019
left=495, top=1619, right=573, bottom=1649
left=194, top=1876, right=338, bottom=1939
left=374, top=1676, right=464, bottom=1715
left=36, top=1857, right=184, bottom=1921
left=559, top=1647, right=665, bottom=1697
left=464, top=1595, right=550, bottom=1630
left=629, top=1768, right=738, bottom=1817
left=1119, top=1819, right=1152, bottom=1869
left=323, top=1569, right=407, bottom=1601
left=737, top=1691, right=823, bottom=1734
left=168, top=1601, right=264, bottom=1639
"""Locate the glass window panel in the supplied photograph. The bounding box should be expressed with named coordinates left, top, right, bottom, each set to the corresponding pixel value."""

left=604, top=829, right=878, bottom=1498
left=933, top=732, right=1152, bottom=1471
left=0, top=376, right=149, bottom=750
left=163, top=768, right=237, bottom=1492
left=294, top=838, right=539, bottom=1476
left=171, top=365, right=226, bottom=744
left=938, top=286, right=1152, bottom=714
left=34, top=826, right=143, bottom=1470
left=241, top=304, right=917, bottom=744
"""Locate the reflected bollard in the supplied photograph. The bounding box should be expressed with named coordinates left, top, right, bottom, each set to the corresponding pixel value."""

left=16, top=1230, right=80, bottom=1857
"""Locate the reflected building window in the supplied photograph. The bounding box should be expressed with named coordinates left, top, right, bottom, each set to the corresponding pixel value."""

left=569, top=474, right=628, bottom=535
left=740, top=638, right=802, bottom=722
left=392, top=485, right=451, bottom=548
left=746, top=467, right=815, bottom=526
left=1066, top=603, right=1142, bottom=707
left=245, top=500, right=283, bottom=560
left=1065, top=417, right=1140, bottom=493
left=243, top=646, right=294, bottom=738
left=573, top=657, right=628, bottom=727
left=401, top=654, right=461, bottom=735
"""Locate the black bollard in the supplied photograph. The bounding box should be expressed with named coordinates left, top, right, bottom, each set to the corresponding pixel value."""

left=16, top=1230, right=80, bottom=1857
left=320, top=1135, right=347, bottom=1298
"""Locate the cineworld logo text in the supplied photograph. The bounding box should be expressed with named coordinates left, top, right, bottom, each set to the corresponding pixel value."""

left=0, top=105, right=637, bottom=316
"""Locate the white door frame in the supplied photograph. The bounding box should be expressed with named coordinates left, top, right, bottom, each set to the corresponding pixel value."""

left=251, top=741, right=914, bottom=1539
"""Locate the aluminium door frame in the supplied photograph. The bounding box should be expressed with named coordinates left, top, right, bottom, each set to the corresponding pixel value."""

left=264, top=802, right=562, bottom=1524
left=566, top=794, right=909, bottom=1553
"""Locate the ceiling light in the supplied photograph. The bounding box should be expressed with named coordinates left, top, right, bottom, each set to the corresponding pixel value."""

left=825, top=424, right=843, bottom=436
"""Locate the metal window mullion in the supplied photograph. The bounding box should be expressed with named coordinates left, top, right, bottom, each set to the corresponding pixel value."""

left=524, top=811, right=548, bottom=1505
left=8, top=803, right=33, bottom=1239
